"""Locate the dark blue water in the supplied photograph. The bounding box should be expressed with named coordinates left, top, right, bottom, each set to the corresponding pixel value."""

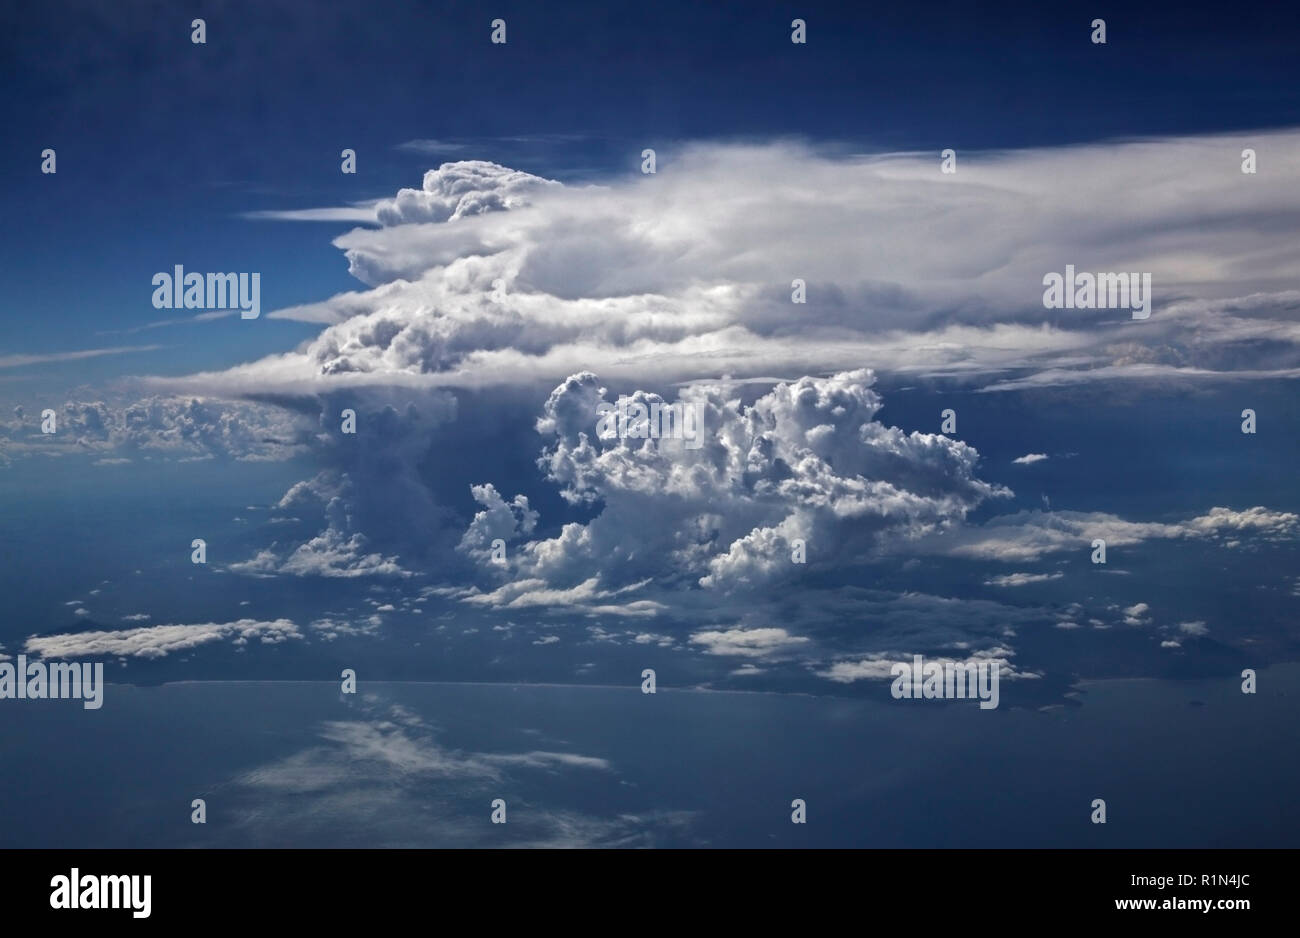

left=0, top=665, right=1295, bottom=848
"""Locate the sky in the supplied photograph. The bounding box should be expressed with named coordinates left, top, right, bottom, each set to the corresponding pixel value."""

left=0, top=0, right=1298, bottom=847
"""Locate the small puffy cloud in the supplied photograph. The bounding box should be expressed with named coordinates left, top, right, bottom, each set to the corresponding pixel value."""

left=230, top=445, right=462, bottom=580
left=458, top=577, right=659, bottom=616
left=816, top=656, right=901, bottom=682
left=984, top=571, right=1064, bottom=587
left=1183, top=506, right=1300, bottom=539
left=1012, top=453, right=1048, bottom=465
left=309, top=617, right=381, bottom=641
left=229, top=522, right=410, bottom=579
left=632, top=632, right=674, bottom=647
left=458, top=483, right=538, bottom=562
left=689, top=627, right=810, bottom=658
left=818, top=648, right=1038, bottom=684
left=1123, top=603, right=1152, bottom=626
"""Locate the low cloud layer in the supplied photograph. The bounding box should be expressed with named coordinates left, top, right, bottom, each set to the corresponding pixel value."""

left=919, top=506, right=1298, bottom=562
left=26, top=619, right=302, bottom=660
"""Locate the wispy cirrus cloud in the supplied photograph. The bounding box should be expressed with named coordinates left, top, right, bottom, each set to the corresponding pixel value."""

left=0, top=345, right=163, bottom=369
left=240, top=202, right=382, bottom=223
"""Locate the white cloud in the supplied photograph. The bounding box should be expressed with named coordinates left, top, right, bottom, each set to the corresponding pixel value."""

left=241, top=204, right=380, bottom=223
left=54, top=139, right=1298, bottom=692
left=309, top=617, right=381, bottom=641
left=984, top=571, right=1064, bottom=587
left=25, top=619, right=302, bottom=660
left=920, top=506, right=1297, bottom=562
left=458, top=577, right=660, bottom=616
left=689, top=627, right=810, bottom=658
left=817, top=648, right=1038, bottom=684
left=815, top=656, right=901, bottom=682
left=1123, top=603, right=1152, bottom=626
left=456, top=370, right=1007, bottom=609
left=481, top=751, right=610, bottom=771
left=0, top=395, right=307, bottom=462
left=142, top=133, right=1300, bottom=400
left=373, top=160, right=561, bottom=227
left=224, top=697, right=680, bottom=847
left=229, top=523, right=410, bottom=579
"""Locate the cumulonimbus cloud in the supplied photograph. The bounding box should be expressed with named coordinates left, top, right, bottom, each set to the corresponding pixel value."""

left=142, top=131, right=1300, bottom=399
left=38, top=136, right=1296, bottom=690
left=459, top=368, right=1008, bottom=601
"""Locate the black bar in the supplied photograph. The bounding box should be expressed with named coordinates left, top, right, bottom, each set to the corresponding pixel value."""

left=7, top=849, right=1282, bottom=924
